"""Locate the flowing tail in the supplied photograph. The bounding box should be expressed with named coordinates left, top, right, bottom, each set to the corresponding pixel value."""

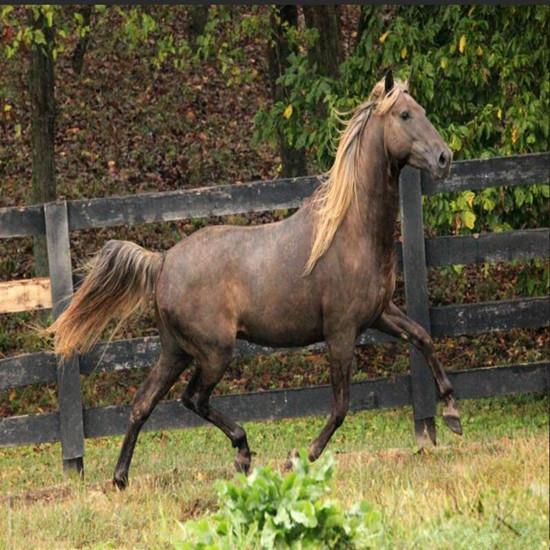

left=47, top=240, right=163, bottom=358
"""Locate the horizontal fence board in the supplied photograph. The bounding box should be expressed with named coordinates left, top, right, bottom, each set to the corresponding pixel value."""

left=80, top=329, right=395, bottom=375
left=67, top=176, right=321, bottom=230
left=422, top=152, right=550, bottom=195
left=2, top=362, right=546, bottom=447
left=0, top=330, right=396, bottom=391
left=0, top=352, right=57, bottom=391
left=449, top=362, right=549, bottom=400
left=83, top=376, right=412, bottom=439
left=3, top=295, right=546, bottom=391
left=426, top=228, right=549, bottom=267
left=0, top=411, right=59, bottom=447
left=2, top=291, right=547, bottom=390
left=0, top=277, right=52, bottom=314
left=1, top=153, right=548, bottom=238
left=431, top=296, right=549, bottom=337
left=0, top=204, right=44, bottom=239
left=79, top=337, right=161, bottom=375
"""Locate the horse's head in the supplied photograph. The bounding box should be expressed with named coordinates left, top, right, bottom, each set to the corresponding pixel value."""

left=379, top=71, right=452, bottom=180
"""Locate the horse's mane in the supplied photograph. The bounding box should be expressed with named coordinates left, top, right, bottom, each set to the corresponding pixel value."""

left=304, top=77, right=408, bottom=275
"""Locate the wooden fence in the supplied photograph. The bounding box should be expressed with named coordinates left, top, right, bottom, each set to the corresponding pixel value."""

left=0, top=152, right=549, bottom=475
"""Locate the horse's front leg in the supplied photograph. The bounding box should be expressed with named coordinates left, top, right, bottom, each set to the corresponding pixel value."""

left=374, top=301, right=462, bottom=435
left=298, top=330, right=355, bottom=465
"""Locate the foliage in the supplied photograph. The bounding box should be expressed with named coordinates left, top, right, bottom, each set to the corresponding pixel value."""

left=254, top=6, right=549, bottom=234
left=193, top=6, right=269, bottom=86
left=0, top=5, right=104, bottom=60
left=3, top=6, right=546, bottom=235
left=113, top=6, right=269, bottom=84
left=168, top=450, right=382, bottom=549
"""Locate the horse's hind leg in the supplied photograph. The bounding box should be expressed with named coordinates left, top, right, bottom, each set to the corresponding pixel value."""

left=374, top=301, right=462, bottom=435
left=181, top=349, right=252, bottom=474
left=113, top=351, right=191, bottom=489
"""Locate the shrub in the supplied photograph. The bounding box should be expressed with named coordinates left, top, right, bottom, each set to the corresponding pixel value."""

left=169, top=450, right=382, bottom=549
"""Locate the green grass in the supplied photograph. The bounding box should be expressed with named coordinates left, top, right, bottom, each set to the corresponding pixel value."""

left=0, top=394, right=548, bottom=549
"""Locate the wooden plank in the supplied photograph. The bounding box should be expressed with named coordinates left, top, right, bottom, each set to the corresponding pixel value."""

left=2, top=291, right=545, bottom=394
left=83, top=376, right=412, bottom=439
left=0, top=277, right=52, bottom=314
left=426, top=228, right=549, bottom=267
left=0, top=153, right=547, bottom=237
left=431, top=296, right=549, bottom=337
left=79, top=329, right=396, bottom=376
left=422, top=152, right=550, bottom=195
left=44, top=201, right=85, bottom=472
left=1, top=362, right=547, bottom=448
left=0, top=352, right=57, bottom=391
left=67, top=176, right=321, bottom=230
left=0, top=204, right=45, bottom=238
left=0, top=411, right=60, bottom=447
left=449, top=362, right=549, bottom=400
left=399, top=167, right=437, bottom=444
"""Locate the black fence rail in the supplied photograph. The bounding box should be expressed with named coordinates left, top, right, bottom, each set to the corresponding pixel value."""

left=0, top=152, right=549, bottom=475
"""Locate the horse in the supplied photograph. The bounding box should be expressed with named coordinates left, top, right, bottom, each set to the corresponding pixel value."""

left=48, top=71, right=462, bottom=490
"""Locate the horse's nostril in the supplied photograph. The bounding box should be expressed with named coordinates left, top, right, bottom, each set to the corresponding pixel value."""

left=438, top=152, right=448, bottom=167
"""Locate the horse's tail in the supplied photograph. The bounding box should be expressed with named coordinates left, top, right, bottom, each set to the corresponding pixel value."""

left=47, top=240, right=163, bottom=358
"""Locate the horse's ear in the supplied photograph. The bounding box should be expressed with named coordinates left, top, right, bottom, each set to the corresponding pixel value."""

left=384, top=70, right=394, bottom=95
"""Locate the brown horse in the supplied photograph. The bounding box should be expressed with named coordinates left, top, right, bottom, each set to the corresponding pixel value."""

left=49, top=71, right=462, bottom=490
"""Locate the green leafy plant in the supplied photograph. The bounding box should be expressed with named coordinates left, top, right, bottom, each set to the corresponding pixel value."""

left=166, top=450, right=382, bottom=549
left=254, top=6, right=549, bottom=236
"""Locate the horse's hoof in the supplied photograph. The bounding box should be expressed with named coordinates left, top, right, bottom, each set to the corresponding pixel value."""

left=234, top=453, right=251, bottom=475
left=443, top=414, right=463, bottom=435
left=112, top=475, right=128, bottom=491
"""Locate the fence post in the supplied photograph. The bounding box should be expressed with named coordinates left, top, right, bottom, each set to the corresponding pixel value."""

left=399, top=167, right=437, bottom=447
left=44, top=200, right=85, bottom=475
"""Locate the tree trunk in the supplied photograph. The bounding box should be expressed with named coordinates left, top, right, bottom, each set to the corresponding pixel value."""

left=187, top=6, right=209, bottom=52
left=267, top=6, right=307, bottom=177
left=29, top=11, right=56, bottom=277
left=302, top=6, right=343, bottom=77
left=72, top=6, right=92, bottom=75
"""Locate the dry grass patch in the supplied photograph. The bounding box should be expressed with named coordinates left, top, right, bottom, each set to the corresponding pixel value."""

left=0, top=395, right=547, bottom=549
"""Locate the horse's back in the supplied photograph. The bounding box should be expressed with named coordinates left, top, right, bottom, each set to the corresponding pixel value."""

left=156, top=210, right=324, bottom=349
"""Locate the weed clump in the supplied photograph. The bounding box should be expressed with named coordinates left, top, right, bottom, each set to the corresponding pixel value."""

left=169, top=450, right=382, bottom=549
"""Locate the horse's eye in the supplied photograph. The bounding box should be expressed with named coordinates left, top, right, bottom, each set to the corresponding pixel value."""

left=400, top=111, right=410, bottom=120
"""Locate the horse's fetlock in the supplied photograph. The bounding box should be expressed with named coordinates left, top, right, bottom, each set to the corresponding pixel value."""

left=113, top=471, right=128, bottom=490
left=232, top=427, right=248, bottom=450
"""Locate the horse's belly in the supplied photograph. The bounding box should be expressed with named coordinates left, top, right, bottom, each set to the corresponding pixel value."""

left=238, top=301, right=323, bottom=348
left=237, top=326, right=323, bottom=348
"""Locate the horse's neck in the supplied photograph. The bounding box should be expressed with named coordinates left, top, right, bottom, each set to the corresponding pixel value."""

left=342, top=119, right=400, bottom=257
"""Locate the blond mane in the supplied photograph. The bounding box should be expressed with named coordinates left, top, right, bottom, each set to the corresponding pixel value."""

left=304, top=77, right=408, bottom=275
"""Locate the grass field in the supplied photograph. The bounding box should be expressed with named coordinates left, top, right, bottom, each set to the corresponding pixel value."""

left=0, top=393, right=548, bottom=549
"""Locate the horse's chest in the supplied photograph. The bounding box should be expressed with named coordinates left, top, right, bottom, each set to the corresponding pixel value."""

left=345, top=259, right=396, bottom=327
